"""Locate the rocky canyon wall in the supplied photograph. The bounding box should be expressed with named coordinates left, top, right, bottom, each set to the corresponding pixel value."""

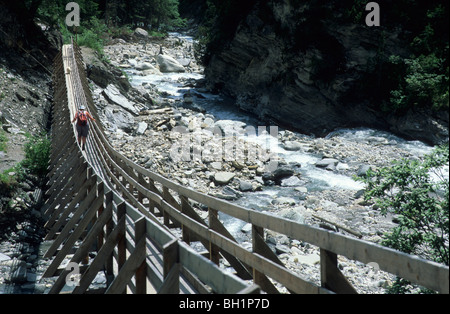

left=203, top=0, right=448, bottom=145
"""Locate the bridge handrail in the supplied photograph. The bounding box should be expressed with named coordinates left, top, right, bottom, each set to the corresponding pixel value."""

left=43, top=42, right=254, bottom=294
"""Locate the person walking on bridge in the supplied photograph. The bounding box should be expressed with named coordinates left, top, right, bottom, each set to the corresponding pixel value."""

left=72, top=105, right=95, bottom=151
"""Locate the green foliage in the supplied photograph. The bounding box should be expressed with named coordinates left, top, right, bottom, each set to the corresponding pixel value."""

left=385, top=2, right=448, bottom=113
left=76, top=17, right=108, bottom=55
left=0, top=167, right=19, bottom=194
left=32, top=0, right=185, bottom=55
left=342, top=0, right=450, bottom=114
left=345, top=0, right=368, bottom=23
left=0, top=127, right=7, bottom=152
left=388, top=54, right=449, bottom=112
left=21, top=133, right=51, bottom=178
left=0, top=164, right=25, bottom=189
left=357, top=145, right=449, bottom=292
left=106, top=24, right=133, bottom=39
left=36, top=0, right=100, bottom=27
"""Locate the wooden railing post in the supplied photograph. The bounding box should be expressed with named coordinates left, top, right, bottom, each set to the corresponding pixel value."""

left=180, top=196, right=191, bottom=244
left=251, top=225, right=280, bottom=294
left=117, top=202, right=127, bottom=278
left=208, top=208, right=221, bottom=265
left=159, top=239, right=180, bottom=294
left=320, top=248, right=357, bottom=294
left=134, top=217, right=147, bottom=294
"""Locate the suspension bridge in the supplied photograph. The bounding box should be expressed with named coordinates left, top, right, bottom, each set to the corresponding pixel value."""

left=37, top=39, right=449, bottom=294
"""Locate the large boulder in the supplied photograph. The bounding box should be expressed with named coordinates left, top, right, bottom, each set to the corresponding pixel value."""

left=262, top=165, right=295, bottom=185
left=156, top=54, right=186, bottom=73
left=81, top=47, right=131, bottom=94
left=135, top=62, right=154, bottom=71
left=102, top=84, right=139, bottom=115
left=134, top=27, right=148, bottom=39
left=104, top=106, right=135, bottom=133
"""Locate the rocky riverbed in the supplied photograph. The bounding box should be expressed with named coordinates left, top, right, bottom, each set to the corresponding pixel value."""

left=91, top=31, right=436, bottom=293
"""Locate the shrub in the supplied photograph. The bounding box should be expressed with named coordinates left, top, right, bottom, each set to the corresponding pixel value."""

left=356, top=144, right=449, bottom=292
left=21, top=133, right=51, bottom=178
left=389, top=54, right=449, bottom=112
left=0, top=127, right=7, bottom=152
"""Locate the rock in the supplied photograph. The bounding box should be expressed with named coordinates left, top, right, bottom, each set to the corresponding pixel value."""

left=295, top=186, right=308, bottom=193
left=201, top=117, right=215, bottom=129
left=26, top=272, right=37, bottom=282
left=239, top=180, right=253, bottom=192
left=142, top=68, right=162, bottom=76
left=280, top=176, right=302, bottom=187
left=367, top=136, right=388, bottom=145
left=214, top=172, right=235, bottom=185
left=315, top=158, right=339, bottom=168
left=210, top=162, right=222, bottom=170
left=214, top=120, right=246, bottom=136
left=336, top=162, right=349, bottom=171
left=6, top=260, right=28, bottom=283
left=134, top=27, right=148, bottom=38
left=388, top=108, right=449, bottom=146
left=272, top=166, right=295, bottom=180
left=296, top=253, right=321, bottom=266
left=156, top=54, right=186, bottom=73
left=102, top=84, right=139, bottom=115
left=272, top=197, right=297, bottom=206
left=210, top=192, right=238, bottom=201
left=183, top=94, right=194, bottom=104
left=231, top=160, right=245, bottom=170
left=241, top=223, right=253, bottom=233
left=263, top=165, right=295, bottom=184
left=104, top=106, right=135, bottom=133
left=135, top=62, right=155, bottom=71
left=0, top=252, right=11, bottom=262
left=357, top=164, right=372, bottom=177
left=127, top=58, right=138, bottom=67
left=136, top=122, right=148, bottom=135
left=222, top=186, right=242, bottom=199
left=203, top=2, right=447, bottom=146
left=275, top=244, right=291, bottom=255
left=15, top=91, right=26, bottom=101
left=279, top=207, right=305, bottom=223
left=177, top=58, right=192, bottom=67
left=82, top=47, right=131, bottom=93
left=283, top=141, right=302, bottom=151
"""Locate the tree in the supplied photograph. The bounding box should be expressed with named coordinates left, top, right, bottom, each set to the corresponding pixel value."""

left=357, top=144, right=449, bottom=292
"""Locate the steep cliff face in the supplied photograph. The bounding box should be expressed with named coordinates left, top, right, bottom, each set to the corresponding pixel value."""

left=204, top=1, right=448, bottom=145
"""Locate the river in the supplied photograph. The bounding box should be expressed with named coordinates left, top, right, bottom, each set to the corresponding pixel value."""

left=118, top=32, right=438, bottom=240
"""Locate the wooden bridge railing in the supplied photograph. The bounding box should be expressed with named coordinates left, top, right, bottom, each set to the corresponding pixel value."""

left=41, top=41, right=254, bottom=294
left=40, top=40, right=449, bottom=294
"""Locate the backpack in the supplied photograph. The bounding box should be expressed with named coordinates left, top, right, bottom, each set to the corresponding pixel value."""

left=77, top=110, right=88, bottom=126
